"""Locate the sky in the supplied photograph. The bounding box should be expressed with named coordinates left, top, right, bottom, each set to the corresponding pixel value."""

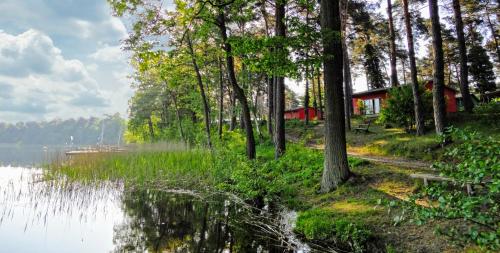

left=0, top=0, right=133, bottom=123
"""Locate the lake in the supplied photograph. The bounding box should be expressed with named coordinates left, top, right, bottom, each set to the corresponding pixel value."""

left=0, top=145, right=316, bottom=252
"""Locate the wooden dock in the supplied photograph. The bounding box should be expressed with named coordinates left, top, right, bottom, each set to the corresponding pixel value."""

left=65, top=146, right=126, bottom=156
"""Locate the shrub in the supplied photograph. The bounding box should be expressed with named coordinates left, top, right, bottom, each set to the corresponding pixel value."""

left=379, top=85, right=433, bottom=132
left=409, top=127, right=500, bottom=250
left=357, top=99, right=366, bottom=115
left=473, top=99, right=500, bottom=114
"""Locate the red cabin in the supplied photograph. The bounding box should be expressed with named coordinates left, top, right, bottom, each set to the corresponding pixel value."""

left=284, top=107, right=322, bottom=120
left=352, top=81, right=458, bottom=115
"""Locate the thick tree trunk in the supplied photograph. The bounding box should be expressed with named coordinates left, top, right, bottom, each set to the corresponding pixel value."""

left=403, top=0, right=425, bottom=136
left=451, top=0, right=475, bottom=112
left=267, top=75, right=274, bottom=137
left=186, top=33, right=212, bottom=148
left=387, top=0, right=399, bottom=87
left=429, top=0, right=447, bottom=135
left=304, top=66, right=310, bottom=126
left=317, top=72, right=324, bottom=120
left=320, top=0, right=350, bottom=192
left=217, top=11, right=256, bottom=159
left=218, top=57, right=224, bottom=138
left=274, top=0, right=286, bottom=158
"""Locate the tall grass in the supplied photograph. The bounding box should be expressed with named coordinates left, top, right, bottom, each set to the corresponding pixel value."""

left=47, top=135, right=368, bottom=208
left=48, top=149, right=217, bottom=191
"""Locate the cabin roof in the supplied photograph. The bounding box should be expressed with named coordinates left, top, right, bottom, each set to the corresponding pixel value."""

left=353, top=81, right=458, bottom=99
left=352, top=87, right=390, bottom=97
left=284, top=106, right=314, bottom=113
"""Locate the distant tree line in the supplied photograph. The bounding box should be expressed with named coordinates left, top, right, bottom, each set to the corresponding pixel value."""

left=0, top=114, right=125, bottom=145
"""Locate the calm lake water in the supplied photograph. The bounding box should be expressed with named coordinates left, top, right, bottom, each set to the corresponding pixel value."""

left=0, top=145, right=316, bottom=252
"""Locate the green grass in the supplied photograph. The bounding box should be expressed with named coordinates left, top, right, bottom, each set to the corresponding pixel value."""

left=284, top=113, right=499, bottom=162
left=48, top=149, right=217, bottom=190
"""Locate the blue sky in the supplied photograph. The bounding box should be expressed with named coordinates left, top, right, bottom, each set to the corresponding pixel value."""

left=0, top=0, right=132, bottom=122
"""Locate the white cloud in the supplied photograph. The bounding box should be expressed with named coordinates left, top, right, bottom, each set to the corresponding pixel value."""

left=89, top=45, right=125, bottom=62
left=0, top=30, right=126, bottom=122
left=0, top=0, right=134, bottom=123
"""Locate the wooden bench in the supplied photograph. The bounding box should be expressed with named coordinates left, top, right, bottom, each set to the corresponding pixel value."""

left=353, top=118, right=373, bottom=133
left=410, top=173, right=490, bottom=196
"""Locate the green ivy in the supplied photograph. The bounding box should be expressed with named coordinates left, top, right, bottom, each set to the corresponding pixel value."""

left=409, top=127, right=500, bottom=250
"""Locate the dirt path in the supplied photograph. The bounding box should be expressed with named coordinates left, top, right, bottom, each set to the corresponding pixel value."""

left=345, top=152, right=431, bottom=169
left=285, top=132, right=432, bottom=170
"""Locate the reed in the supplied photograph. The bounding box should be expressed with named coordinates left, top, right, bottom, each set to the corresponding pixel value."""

left=48, top=148, right=217, bottom=191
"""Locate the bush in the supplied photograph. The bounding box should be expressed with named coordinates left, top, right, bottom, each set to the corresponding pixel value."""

left=409, top=127, right=500, bottom=250
left=295, top=208, right=373, bottom=253
left=473, top=99, right=500, bottom=114
left=379, top=85, right=433, bottom=132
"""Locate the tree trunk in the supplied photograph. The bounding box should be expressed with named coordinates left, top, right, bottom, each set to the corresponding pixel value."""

left=317, top=71, right=324, bottom=120
left=341, top=0, right=352, bottom=130
left=171, top=92, right=186, bottom=143
left=403, top=0, right=425, bottom=136
left=267, top=75, right=274, bottom=137
left=239, top=111, right=245, bottom=129
left=274, top=0, right=286, bottom=158
left=229, top=89, right=237, bottom=131
left=387, top=0, right=399, bottom=87
left=304, top=66, right=310, bottom=126
left=253, top=90, right=263, bottom=139
left=186, top=32, right=212, bottom=148
left=304, top=4, right=310, bottom=126
left=429, top=0, right=447, bottom=135
left=343, top=46, right=352, bottom=131
left=218, top=57, right=224, bottom=138
left=486, top=5, right=500, bottom=64
left=320, top=0, right=350, bottom=192
left=147, top=115, right=155, bottom=141
left=216, top=11, right=256, bottom=159
left=452, top=0, right=473, bottom=113
left=312, top=75, right=318, bottom=117
left=402, top=57, right=407, bottom=85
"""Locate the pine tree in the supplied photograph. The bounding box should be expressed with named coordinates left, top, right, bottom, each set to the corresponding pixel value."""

left=429, top=0, right=447, bottom=135
left=320, top=0, right=350, bottom=192
left=469, top=43, right=497, bottom=94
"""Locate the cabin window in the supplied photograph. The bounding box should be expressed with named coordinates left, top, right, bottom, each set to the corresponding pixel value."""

left=362, top=98, right=381, bottom=115
left=374, top=98, right=380, bottom=114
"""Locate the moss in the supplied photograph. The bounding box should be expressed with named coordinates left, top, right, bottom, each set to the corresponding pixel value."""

left=295, top=208, right=373, bottom=253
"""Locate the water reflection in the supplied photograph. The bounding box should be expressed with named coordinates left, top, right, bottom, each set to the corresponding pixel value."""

left=0, top=144, right=316, bottom=253
left=113, top=189, right=296, bottom=253
left=0, top=144, right=64, bottom=167
left=0, top=166, right=123, bottom=253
